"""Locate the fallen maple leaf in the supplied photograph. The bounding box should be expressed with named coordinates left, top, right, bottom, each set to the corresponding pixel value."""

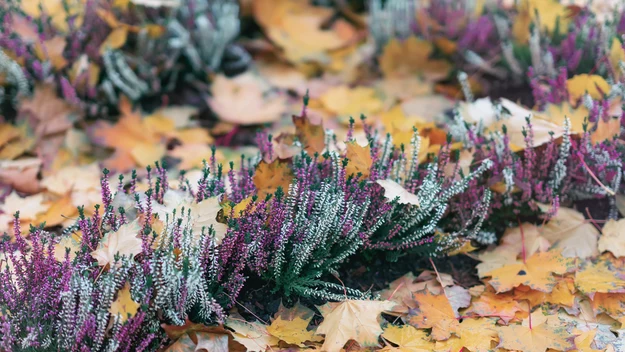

left=109, top=283, right=140, bottom=323
left=207, top=73, right=287, bottom=126
left=253, top=160, right=293, bottom=199
left=91, top=220, right=143, bottom=267
left=379, top=37, right=452, bottom=81
left=592, top=116, right=622, bottom=144
left=345, top=141, right=372, bottom=179
left=464, top=289, right=526, bottom=324
left=495, top=311, right=576, bottom=352
left=575, top=260, right=625, bottom=297
left=293, top=112, right=326, bottom=157
left=192, top=197, right=228, bottom=245
left=513, top=277, right=577, bottom=309
left=406, top=289, right=459, bottom=341
left=54, top=230, right=82, bottom=262
left=376, top=180, right=420, bottom=206
left=266, top=302, right=322, bottom=346
left=598, top=219, right=625, bottom=258
left=381, top=325, right=436, bottom=351
left=319, top=85, right=383, bottom=121
left=315, top=299, right=395, bottom=352
left=434, top=318, right=499, bottom=352
left=484, top=250, right=575, bottom=293
left=567, top=74, right=611, bottom=102
left=36, top=192, right=77, bottom=228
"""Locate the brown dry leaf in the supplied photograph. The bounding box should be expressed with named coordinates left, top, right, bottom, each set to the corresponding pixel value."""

left=345, top=141, right=372, bottom=179
left=19, top=84, right=78, bottom=138
left=380, top=325, right=436, bottom=351
left=0, top=158, right=42, bottom=194
left=483, top=250, right=575, bottom=293
left=169, top=144, right=214, bottom=170
left=379, top=37, right=452, bottom=81
left=434, top=318, right=499, bottom=352
left=575, top=260, right=625, bottom=297
left=315, top=300, right=395, bottom=352
left=162, top=319, right=242, bottom=352
left=406, top=289, right=459, bottom=341
left=91, top=220, right=143, bottom=267
left=376, top=77, right=434, bottom=102
left=588, top=293, right=625, bottom=326
left=266, top=302, right=322, bottom=346
left=293, top=113, right=326, bottom=156
left=109, top=283, right=140, bottom=323
left=207, top=73, right=287, bottom=126
left=495, top=311, right=576, bottom=352
left=464, top=289, right=526, bottom=324
left=225, top=318, right=279, bottom=352
left=257, top=60, right=308, bottom=91
left=599, top=219, right=625, bottom=258
left=379, top=272, right=426, bottom=315
left=253, top=160, right=293, bottom=199
left=567, top=74, right=611, bottom=102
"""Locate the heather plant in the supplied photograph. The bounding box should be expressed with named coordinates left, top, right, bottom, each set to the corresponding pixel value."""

left=0, top=163, right=247, bottom=350
left=0, top=0, right=245, bottom=117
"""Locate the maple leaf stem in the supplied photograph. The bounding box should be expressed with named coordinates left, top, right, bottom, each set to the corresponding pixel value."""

left=518, top=218, right=526, bottom=264
left=223, top=292, right=269, bottom=325
left=331, top=273, right=349, bottom=300
left=429, top=258, right=452, bottom=309
left=579, top=154, right=615, bottom=196
left=528, top=303, right=532, bottom=330
left=584, top=207, right=603, bottom=232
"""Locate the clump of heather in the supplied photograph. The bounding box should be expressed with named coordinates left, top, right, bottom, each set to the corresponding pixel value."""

left=0, top=162, right=246, bottom=350
left=447, top=96, right=625, bottom=242
left=0, top=0, right=245, bottom=117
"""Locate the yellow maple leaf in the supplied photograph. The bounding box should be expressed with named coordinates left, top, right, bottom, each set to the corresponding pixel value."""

left=100, top=27, right=129, bottom=54
left=495, top=312, right=576, bottom=352
left=609, top=38, right=625, bottom=79
left=406, top=289, right=459, bottom=341
left=36, top=193, right=77, bottom=228
left=315, top=299, right=395, bottom=352
left=253, top=160, right=294, bottom=199
left=345, top=141, right=372, bottom=179
left=435, top=318, right=499, bottom=352
left=109, top=283, right=140, bottom=323
left=543, top=102, right=589, bottom=135
left=512, top=0, right=569, bottom=44
left=91, top=220, right=143, bottom=267
left=267, top=302, right=322, bottom=346
left=379, top=37, right=452, bottom=81
left=591, top=116, right=621, bottom=144
left=225, top=317, right=279, bottom=352
left=54, top=230, right=83, bottom=262
left=381, top=325, right=435, bottom=351
left=319, top=85, right=383, bottom=120
left=575, top=260, right=625, bottom=296
left=484, top=250, right=575, bottom=293
left=464, top=289, right=527, bottom=324
left=567, top=74, right=611, bottom=102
